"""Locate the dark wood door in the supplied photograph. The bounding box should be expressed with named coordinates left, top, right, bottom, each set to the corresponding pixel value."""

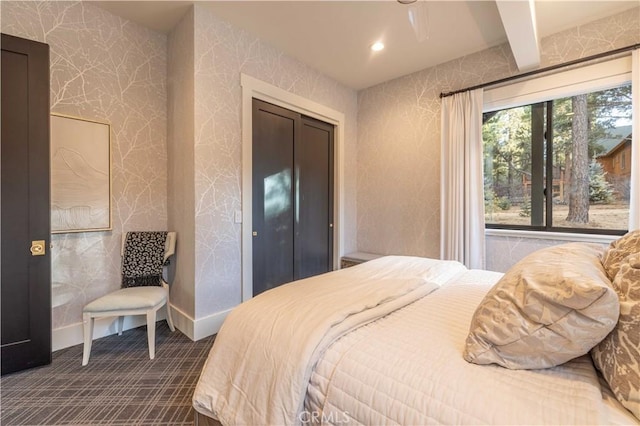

left=252, top=100, right=298, bottom=295
left=1, top=33, right=51, bottom=375
left=252, top=99, right=334, bottom=296
left=295, top=117, right=334, bottom=280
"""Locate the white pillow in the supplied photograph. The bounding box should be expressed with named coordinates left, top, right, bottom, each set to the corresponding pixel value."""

left=464, top=243, right=619, bottom=369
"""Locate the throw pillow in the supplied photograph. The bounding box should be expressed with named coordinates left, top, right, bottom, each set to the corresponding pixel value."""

left=464, top=243, right=619, bottom=369
left=601, top=229, right=640, bottom=280
left=592, top=253, right=640, bottom=421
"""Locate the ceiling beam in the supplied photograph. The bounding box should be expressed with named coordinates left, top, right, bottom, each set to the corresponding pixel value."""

left=495, top=0, right=541, bottom=71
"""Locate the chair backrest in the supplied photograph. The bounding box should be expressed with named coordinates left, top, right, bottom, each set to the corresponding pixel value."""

left=120, top=232, right=177, bottom=286
left=120, top=232, right=177, bottom=263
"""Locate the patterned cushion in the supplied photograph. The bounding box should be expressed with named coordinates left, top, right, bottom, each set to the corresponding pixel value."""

left=463, top=243, right=619, bottom=369
left=121, top=231, right=168, bottom=288
left=601, top=230, right=640, bottom=280
left=592, top=253, right=640, bottom=421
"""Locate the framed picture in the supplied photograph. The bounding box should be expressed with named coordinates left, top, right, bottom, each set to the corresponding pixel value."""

left=50, top=114, right=112, bottom=233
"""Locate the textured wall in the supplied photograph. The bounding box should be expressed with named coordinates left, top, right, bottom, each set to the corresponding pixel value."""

left=167, top=9, right=196, bottom=317
left=1, top=1, right=167, bottom=329
left=539, top=9, right=640, bottom=66
left=358, top=45, right=517, bottom=258
left=192, top=4, right=358, bottom=317
left=357, top=7, right=640, bottom=266
left=3, top=1, right=635, bottom=333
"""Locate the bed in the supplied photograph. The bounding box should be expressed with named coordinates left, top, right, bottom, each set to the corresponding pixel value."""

left=193, top=237, right=640, bottom=425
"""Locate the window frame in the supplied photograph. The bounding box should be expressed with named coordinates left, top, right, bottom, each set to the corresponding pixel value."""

left=484, top=99, right=629, bottom=236
left=483, top=57, right=635, bottom=236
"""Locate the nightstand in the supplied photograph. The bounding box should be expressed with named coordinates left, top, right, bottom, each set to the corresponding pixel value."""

left=340, top=252, right=383, bottom=268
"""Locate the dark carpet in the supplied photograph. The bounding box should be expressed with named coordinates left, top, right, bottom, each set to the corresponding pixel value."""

left=0, top=323, right=215, bottom=425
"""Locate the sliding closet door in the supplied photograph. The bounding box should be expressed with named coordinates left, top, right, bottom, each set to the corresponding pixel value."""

left=252, top=99, right=334, bottom=296
left=252, top=100, right=298, bottom=296
left=294, top=117, right=334, bottom=280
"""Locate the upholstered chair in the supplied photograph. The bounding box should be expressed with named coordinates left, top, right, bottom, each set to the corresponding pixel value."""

left=81, top=232, right=176, bottom=365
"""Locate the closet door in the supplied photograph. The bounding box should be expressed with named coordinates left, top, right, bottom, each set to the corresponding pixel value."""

left=294, top=117, right=334, bottom=280
left=1, top=34, right=51, bottom=375
left=252, top=100, right=298, bottom=296
left=252, top=99, right=334, bottom=296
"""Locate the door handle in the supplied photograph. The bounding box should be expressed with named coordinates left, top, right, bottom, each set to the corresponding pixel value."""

left=30, top=240, right=46, bottom=256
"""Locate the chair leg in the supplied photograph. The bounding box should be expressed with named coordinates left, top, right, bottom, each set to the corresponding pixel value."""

left=117, top=316, right=124, bottom=336
left=82, top=313, right=94, bottom=366
left=165, top=295, right=175, bottom=332
left=146, top=310, right=156, bottom=360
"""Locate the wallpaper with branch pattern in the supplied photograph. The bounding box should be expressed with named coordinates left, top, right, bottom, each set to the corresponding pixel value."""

left=357, top=7, right=640, bottom=271
left=1, top=1, right=168, bottom=332
left=190, top=4, right=358, bottom=317
left=1, top=1, right=637, bottom=338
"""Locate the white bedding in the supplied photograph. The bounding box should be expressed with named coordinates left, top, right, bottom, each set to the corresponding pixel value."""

left=193, top=256, right=466, bottom=425
left=193, top=257, right=638, bottom=425
left=306, top=269, right=635, bottom=425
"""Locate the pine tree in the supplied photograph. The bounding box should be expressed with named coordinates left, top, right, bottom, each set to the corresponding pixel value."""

left=589, top=160, right=614, bottom=203
left=567, top=94, right=590, bottom=224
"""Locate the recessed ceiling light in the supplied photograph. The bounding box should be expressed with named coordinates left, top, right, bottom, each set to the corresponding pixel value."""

left=371, top=41, right=385, bottom=52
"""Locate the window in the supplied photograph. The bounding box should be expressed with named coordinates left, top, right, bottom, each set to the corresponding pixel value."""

left=621, top=151, right=626, bottom=170
left=483, top=79, right=632, bottom=235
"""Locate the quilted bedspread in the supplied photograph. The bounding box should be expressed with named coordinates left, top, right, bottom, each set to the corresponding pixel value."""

left=305, top=269, right=636, bottom=425
left=193, top=256, right=467, bottom=425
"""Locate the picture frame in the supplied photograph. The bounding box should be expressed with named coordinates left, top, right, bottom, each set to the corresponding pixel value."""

left=50, top=114, right=112, bottom=233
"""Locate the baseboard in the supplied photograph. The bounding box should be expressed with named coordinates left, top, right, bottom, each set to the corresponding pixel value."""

left=161, top=305, right=232, bottom=342
left=194, top=308, right=232, bottom=341
left=53, top=305, right=232, bottom=351
left=169, top=304, right=195, bottom=340
left=52, top=310, right=167, bottom=352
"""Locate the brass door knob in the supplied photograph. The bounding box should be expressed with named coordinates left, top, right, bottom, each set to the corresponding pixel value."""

left=30, top=240, right=46, bottom=256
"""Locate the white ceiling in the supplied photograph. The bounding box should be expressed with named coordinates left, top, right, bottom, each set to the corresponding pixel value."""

left=90, top=1, right=640, bottom=90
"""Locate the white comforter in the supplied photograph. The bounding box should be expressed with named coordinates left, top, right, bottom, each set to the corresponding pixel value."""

left=306, top=269, right=636, bottom=425
left=194, top=257, right=637, bottom=425
left=192, top=256, right=467, bottom=425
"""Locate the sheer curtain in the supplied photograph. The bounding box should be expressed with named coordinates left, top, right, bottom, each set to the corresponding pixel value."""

left=440, top=89, right=485, bottom=269
left=631, top=49, right=639, bottom=231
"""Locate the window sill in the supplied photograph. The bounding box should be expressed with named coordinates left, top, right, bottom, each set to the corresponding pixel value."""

left=485, top=228, right=618, bottom=244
